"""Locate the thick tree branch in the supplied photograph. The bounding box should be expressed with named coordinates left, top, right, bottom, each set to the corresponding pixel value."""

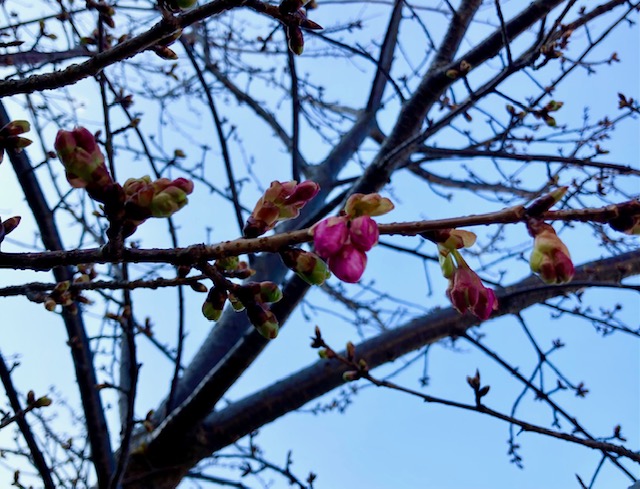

left=0, top=201, right=635, bottom=270
left=120, top=250, right=640, bottom=488
left=0, top=103, right=116, bottom=487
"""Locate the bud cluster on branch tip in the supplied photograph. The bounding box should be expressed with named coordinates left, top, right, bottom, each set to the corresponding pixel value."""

left=123, top=176, right=194, bottom=219
left=243, top=180, right=320, bottom=238
left=0, top=216, right=21, bottom=248
left=428, top=229, right=497, bottom=320
left=311, top=193, right=394, bottom=283
left=527, top=220, right=574, bottom=284
left=200, top=280, right=283, bottom=339
left=55, top=127, right=115, bottom=203
left=0, top=120, right=32, bottom=164
left=55, top=127, right=194, bottom=236
left=279, top=247, right=330, bottom=285
left=243, top=281, right=282, bottom=338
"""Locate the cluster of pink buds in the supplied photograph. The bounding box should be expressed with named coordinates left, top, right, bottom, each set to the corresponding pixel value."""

left=201, top=279, right=283, bottom=339
left=312, top=193, right=394, bottom=283
left=527, top=220, right=574, bottom=284
left=54, top=127, right=116, bottom=203
left=55, top=127, right=194, bottom=237
left=243, top=180, right=319, bottom=238
left=123, top=176, right=194, bottom=220
left=424, top=229, right=498, bottom=321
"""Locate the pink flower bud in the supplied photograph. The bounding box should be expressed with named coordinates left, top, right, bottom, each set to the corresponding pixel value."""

left=148, top=177, right=193, bottom=217
left=123, top=176, right=193, bottom=222
left=312, top=216, right=349, bottom=259
left=55, top=128, right=114, bottom=201
left=344, top=193, right=394, bottom=217
left=327, top=244, right=367, bottom=283
left=349, top=215, right=379, bottom=252
left=123, top=176, right=155, bottom=219
left=244, top=180, right=319, bottom=237
left=528, top=221, right=574, bottom=284
left=446, top=264, right=498, bottom=320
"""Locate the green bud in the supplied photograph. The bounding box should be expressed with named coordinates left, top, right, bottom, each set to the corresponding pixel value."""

left=215, top=256, right=240, bottom=272
left=34, top=396, right=52, bottom=408
left=202, top=287, right=228, bottom=321
left=246, top=304, right=279, bottom=339
left=342, top=370, right=360, bottom=382
left=280, top=248, right=330, bottom=285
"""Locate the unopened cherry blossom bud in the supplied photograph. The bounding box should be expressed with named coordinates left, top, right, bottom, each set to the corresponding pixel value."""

left=526, top=187, right=568, bottom=217
left=33, top=396, right=52, bottom=408
left=0, top=216, right=20, bottom=246
left=344, top=193, right=394, bottom=217
left=280, top=248, right=330, bottom=285
left=327, top=244, right=367, bottom=283
left=123, top=175, right=193, bottom=221
left=349, top=215, right=379, bottom=252
left=243, top=180, right=319, bottom=237
left=215, top=256, right=240, bottom=272
left=446, top=259, right=498, bottom=320
left=0, top=120, right=32, bottom=163
left=149, top=177, right=194, bottom=217
left=342, top=370, right=360, bottom=382
left=202, top=287, right=228, bottom=321
left=312, top=216, right=349, bottom=259
left=55, top=127, right=114, bottom=202
left=246, top=303, right=279, bottom=339
left=256, top=281, right=283, bottom=303
left=528, top=221, right=574, bottom=284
